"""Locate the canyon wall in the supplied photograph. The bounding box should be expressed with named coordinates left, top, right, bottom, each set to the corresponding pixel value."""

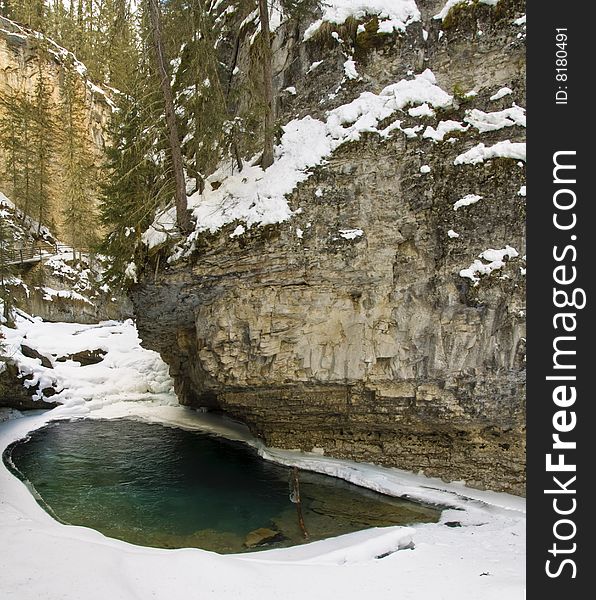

left=132, top=0, right=526, bottom=494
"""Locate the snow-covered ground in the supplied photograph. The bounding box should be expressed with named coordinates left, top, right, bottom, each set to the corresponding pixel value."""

left=1, top=316, right=525, bottom=599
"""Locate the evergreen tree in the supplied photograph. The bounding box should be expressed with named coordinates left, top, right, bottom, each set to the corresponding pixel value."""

left=0, top=86, right=35, bottom=222
left=0, top=211, right=16, bottom=325
left=59, top=68, right=100, bottom=257
left=99, top=68, right=166, bottom=286
left=146, top=0, right=192, bottom=233
left=104, top=0, right=139, bottom=92
left=3, top=0, right=46, bottom=30
left=258, top=0, right=274, bottom=168
left=166, top=0, right=229, bottom=186
left=0, top=87, right=27, bottom=206
left=30, top=53, right=57, bottom=233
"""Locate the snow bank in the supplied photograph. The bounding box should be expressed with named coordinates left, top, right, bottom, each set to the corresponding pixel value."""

left=303, top=0, right=420, bottom=41
left=1, top=317, right=175, bottom=405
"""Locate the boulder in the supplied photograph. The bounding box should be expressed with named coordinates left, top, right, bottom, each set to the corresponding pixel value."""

left=20, top=344, right=53, bottom=368
left=56, top=348, right=106, bottom=365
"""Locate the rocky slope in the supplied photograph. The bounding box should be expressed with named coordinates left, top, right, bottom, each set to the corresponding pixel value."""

left=132, top=0, right=526, bottom=495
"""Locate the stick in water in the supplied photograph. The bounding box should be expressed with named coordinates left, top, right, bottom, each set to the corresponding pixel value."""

left=292, top=467, right=309, bottom=539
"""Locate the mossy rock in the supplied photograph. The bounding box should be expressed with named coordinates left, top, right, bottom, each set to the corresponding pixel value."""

left=443, top=0, right=526, bottom=31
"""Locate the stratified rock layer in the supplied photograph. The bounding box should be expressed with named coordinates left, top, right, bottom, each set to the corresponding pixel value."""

left=132, top=1, right=526, bottom=495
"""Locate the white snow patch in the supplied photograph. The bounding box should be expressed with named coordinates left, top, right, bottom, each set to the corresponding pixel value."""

left=460, top=246, right=520, bottom=284
left=343, top=58, right=359, bottom=80
left=338, top=228, right=364, bottom=240
left=513, top=14, right=526, bottom=26
left=230, top=225, right=246, bottom=238
left=124, top=262, right=138, bottom=283
left=453, top=194, right=482, bottom=210
left=464, top=105, right=525, bottom=133
left=304, top=0, right=420, bottom=41
left=307, top=60, right=323, bottom=73
left=141, top=207, right=177, bottom=249
left=408, top=103, right=435, bottom=118
left=326, top=69, right=452, bottom=143
left=41, top=288, right=93, bottom=306
left=490, top=87, right=513, bottom=101
left=423, top=120, right=468, bottom=142
left=454, top=141, right=526, bottom=165
left=402, top=125, right=422, bottom=138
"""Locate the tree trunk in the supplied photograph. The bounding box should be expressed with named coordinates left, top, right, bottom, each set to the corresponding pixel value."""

left=147, top=0, right=193, bottom=234
left=258, top=0, right=274, bottom=169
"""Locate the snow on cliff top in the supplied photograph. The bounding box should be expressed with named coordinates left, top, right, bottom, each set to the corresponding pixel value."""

left=303, top=0, right=420, bottom=40
left=143, top=69, right=453, bottom=254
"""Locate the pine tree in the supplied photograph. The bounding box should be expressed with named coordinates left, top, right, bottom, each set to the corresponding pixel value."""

left=166, top=0, right=229, bottom=187
left=0, top=211, right=16, bottom=325
left=4, top=0, right=46, bottom=31
left=0, top=86, right=35, bottom=221
left=99, top=67, right=166, bottom=287
left=104, top=0, right=139, bottom=92
left=30, top=53, right=57, bottom=233
left=146, top=0, right=192, bottom=233
left=0, top=87, right=27, bottom=205
left=258, top=0, right=274, bottom=169
left=59, top=68, right=99, bottom=257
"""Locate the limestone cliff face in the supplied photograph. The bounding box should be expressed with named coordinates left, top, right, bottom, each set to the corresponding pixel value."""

left=132, top=0, right=526, bottom=494
left=0, top=16, right=111, bottom=243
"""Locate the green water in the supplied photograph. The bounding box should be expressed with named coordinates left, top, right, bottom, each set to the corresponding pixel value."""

left=4, top=419, right=440, bottom=553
